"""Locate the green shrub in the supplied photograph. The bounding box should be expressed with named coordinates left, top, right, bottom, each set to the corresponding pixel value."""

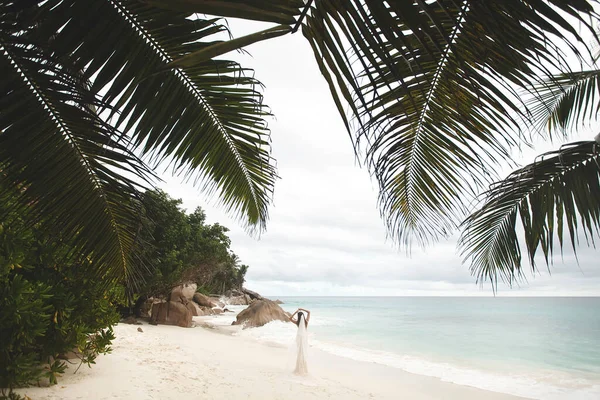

left=0, top=202, right=119, bottom=395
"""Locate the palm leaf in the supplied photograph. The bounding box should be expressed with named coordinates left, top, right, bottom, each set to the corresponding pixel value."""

left=79, top=0, right=277, bottom=231
left=147, top=1, right=599, bottom=247
left=168, top=24, right=292, bottom=68
left=0, top=7, right=152, bottom=283
left=530, top=69, right=600, bottom=136
left=300, top=0, right=597, bottom=247
left=1, top=0, right=279, bottom=281
left=145, top=0, right=304, bottom=24
left=459, top=140, right=600, bottom=288
left=3, top=0, right=278, bottom=230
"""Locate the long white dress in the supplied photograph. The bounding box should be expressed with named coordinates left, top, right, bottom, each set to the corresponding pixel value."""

left=294, top=314, right=309, bottom=375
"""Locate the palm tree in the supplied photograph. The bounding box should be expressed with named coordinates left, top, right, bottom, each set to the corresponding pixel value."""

left=2, top=1, right=599, bottom=285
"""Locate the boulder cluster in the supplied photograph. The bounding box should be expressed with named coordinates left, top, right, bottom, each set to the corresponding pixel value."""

left=137, top=284, right=287, bottom=329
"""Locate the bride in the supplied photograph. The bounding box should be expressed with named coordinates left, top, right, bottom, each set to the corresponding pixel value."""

left=289, top=308, right=311, bottom=375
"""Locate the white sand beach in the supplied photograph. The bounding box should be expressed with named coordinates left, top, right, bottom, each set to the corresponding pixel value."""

left=17, top=320, right=529, bottom=400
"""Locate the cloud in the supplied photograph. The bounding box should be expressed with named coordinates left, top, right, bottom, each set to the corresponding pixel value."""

left=157, top=19, right=600, bottom=297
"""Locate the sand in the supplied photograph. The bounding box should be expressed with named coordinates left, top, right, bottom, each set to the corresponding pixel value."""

left=16, top=320, right=529, bottom=400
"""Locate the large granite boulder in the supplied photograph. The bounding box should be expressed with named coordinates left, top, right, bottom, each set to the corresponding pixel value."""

left=225, top=288, right=243, bottom=298
left=232, top=299, right=290, bottom=328
left=227, top=295, right=250, bottom=305
left=138, top=298, right=154, bottom=318
left=209, top=297, right=225, bottom=308
left=181, top=283, right=197, bottom=300
left=150, top=301, right=193, bottom=328
left=242, top=288, right=263, bottom=301
left=170, top=283, right=197, bottom=304
left=193, top=293, right=216, bottom=308
left=187, top=301, right=202, bottom=317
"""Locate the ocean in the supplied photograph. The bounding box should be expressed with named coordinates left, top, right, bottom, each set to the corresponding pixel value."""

left=211, top=297, right=600, bottom=399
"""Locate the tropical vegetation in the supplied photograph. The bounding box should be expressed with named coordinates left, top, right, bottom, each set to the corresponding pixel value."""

left=0, top=186, right=249, bottom=395
left=127, top=189, right=249, bottom=314
left=3, top=0, right=599, bottom=286
left=0, top=185, right=120, bottom=394
left=2, top=0, right=600, bottom=394
left=460, top=64, right=600, bottom=286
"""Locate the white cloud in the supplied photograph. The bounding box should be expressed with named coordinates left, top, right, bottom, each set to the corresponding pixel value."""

left=158, top=19, right=600, bottom=297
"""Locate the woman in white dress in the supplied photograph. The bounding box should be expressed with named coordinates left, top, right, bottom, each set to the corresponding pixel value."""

left=289, top=308, right=311, bottom=375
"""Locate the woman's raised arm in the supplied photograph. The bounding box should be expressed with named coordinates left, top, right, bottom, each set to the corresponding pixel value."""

left=289, top=309, right=299, bottom=323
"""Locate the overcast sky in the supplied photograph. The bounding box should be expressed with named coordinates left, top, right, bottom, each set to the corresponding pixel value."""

left=159, top=19, right=599, bottom=297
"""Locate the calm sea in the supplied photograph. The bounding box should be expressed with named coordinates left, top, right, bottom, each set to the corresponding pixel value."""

left=217, top=297, right=600, bottom=399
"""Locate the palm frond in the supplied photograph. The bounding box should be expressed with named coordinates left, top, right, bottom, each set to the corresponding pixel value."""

left=300, top=0, right=597, bottom=247
left=107, top=1, right=277, bottom=231
left=1, top=0, right=280, bottom=281
left=145, top=0, right=304, bottom=25
left=459, top=141, right=600, bottom=288
left=530, top=69, right=600, bottom=137
left=168, top=24, right=292, bottom=68
left=0, top=9, right=152, bottom=283
left=4, top=0, right=278, bottom=232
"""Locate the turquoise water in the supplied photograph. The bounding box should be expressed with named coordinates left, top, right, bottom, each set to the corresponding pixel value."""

left=271, top=297, right=600, bottom=399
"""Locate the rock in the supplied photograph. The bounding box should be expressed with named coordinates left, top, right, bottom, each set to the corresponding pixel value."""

left=186, top=301, right=200, bottom=316
left=121, top=316, right=142, bottom=325
left=170, top=283, right=197, bottom=304
left=242, top=288, right=264, bottom=301
left=138, top=297, right=154, bottom=318
left=225, top=289, right=243, bottom=297
left=137, top=327, right=143, bottom=332
left=199, top=306, right=214, bottom=315
left=146, top=297, right=166, bottom=318
left=150, top=301, right=193, bottom=328
left=193, top=293, right=216, bottom=308
left=274, top=299, right=284, bottom=304
left=169, top=287, right=188, bottom=305
left=209, top=297, right=225, bottom=308
left=181, top=282, right=197, bottom=300
left=227, top=295, right=248, bottom=305
left=199, top=306, right=223, bottom=315
left=232, top=299, right=290, bottom=329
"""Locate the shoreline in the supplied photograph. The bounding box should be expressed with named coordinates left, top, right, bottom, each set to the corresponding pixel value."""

left=16, top=320, right=529, bottom=400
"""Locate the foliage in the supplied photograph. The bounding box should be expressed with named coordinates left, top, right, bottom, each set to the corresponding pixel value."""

left=0, top=0, right=277, bottom=285
left=529, top=70, right=600, bottom=136
left=164, top=1, right=598, bottom=247
left=127, top=190, right=249, bottom=305
left=301, top=0, right=597, bottom=247
left=0, top=193, right=119, bottom=393
left=459, top=65, right=600, bottom=287
left=141, top=1, right=600, bottom=287
left=1, top=0, right=599, bottom=312
left=0, top=186, right=248, bottom=394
